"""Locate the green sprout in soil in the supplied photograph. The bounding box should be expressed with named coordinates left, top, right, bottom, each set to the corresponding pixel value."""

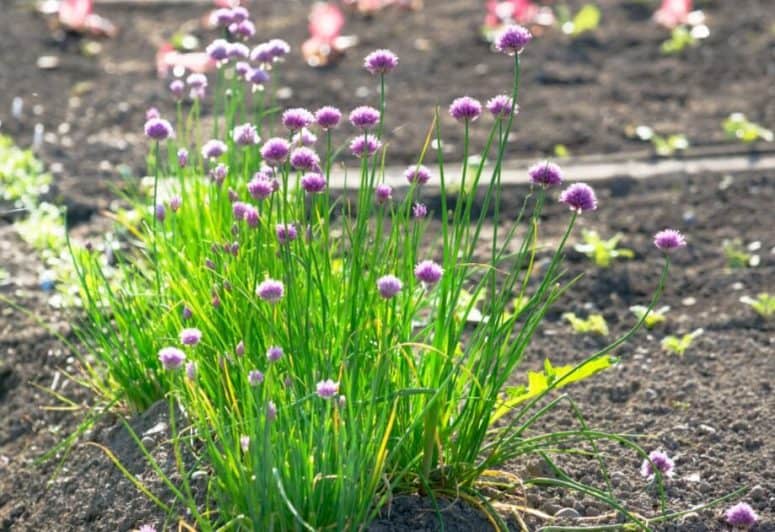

left=660, top=25, right=710, bottom=54
left=630, top=305, right=670, bottom=329
left=740, top=293, right=775, bottom=319
left=557, top=4, right=601, bottom=36
left=61, top=12, right=703, bottom=530
left=723, top=113, right=774, bottom=144
left=722, top=239, right=760, bottom=269
left=662, top=329, right=703, bottom=356
left=574, top=229, right=634, bottom=267
left=0, top=134, right=51, bottom=206
left=563, top=312, right=610, bottom=336
left=632, top=125, right=689, bottom=157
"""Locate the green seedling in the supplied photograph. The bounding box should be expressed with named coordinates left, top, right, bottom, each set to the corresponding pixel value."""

left=723, top=113, right=773, bottom=144
left=740, top=294, right=775, bottom=319
left=661, top=329, right=703, bottom=356
left=574, top=229, right=635, bottom=267
left=633, top=126, right=689, bottom=157
left=722, top=239, right=759, bottom=269
left=557, top=4, right=601, bottom=36
left=630, top=305, right=670, bottom=329
left=563, top=312, right=609, bottom=336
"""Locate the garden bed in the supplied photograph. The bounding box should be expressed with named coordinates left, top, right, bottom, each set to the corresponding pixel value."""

left=1, top=169, right=772, bottom=530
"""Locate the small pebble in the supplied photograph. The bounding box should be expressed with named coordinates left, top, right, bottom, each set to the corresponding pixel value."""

left=749, top=485, right=765, bottom=501
left=555, top=507, right=581, bottom=519
left=37, top=55, right=60, bottom=69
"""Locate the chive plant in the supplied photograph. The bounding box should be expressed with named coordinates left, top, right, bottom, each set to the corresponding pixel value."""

left=70, top=11, right=689, bottom=530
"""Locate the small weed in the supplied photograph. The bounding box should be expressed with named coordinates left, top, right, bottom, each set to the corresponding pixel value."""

left=723, top=113, right=773, bottom=144
left=557, top=4, right=601, bottom=36
left=740, top=294, right=775, bottom=319
left=630, top=305, right=670, bottom=329
left=631, top=126, right=689, bottom=157
left=563, top=312, right=609, bottom=336
left=662, top=329, right=703, bottom=356
left=723, top=239, right=759, bottom=269
left=574, top=229, right=634, bottom=267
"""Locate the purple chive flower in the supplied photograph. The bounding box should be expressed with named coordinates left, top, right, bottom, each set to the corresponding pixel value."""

left=282, top=108, right=315, bottom=132
left=559, top=183, right=598, bottom=213
left=449, top=96, right=483, bottom=123
left=169, top=195, right=182, bottom=212
left=248, top=369, right=264, bottom=386
left=654, top=229, right=687, bottom=251
left=415, top=260, right=443, bottom=286
left=640, top=450, right=675, bottom=480
left=267, top=39, right=291, bottom=60
left=377, top=275, right=403, bottom=299
left=230, top=20, right=256, bottom=40
left=235, top=61, right=251, bottom=78
left=375, top=183, right=392, bottom=204
left=301, top=173, right=327, bottom=194
left=211, top=163, right=228, bottom=186
left=187, top=73, right=207, bottom=89
left=267, top=401, right=277, bottom=421
left=177, top=148, right=188, bottom=168
left=404, top=164, right=432, bottom=185
left=350, top=135, right=382, bottom=158
left=248, top=176, right=274, bottom=200
left=240, top=435, right=250, bottom=453
left=364, top=49, right=399, bottom=75
left=235, top=340, right=245, bottom=357
left=228, top=42, right=250, bottom=61
left=205, top=258, right=216, bottom=271
left=256, top=279, right=284, bottom=303
left=206, top=39, right=230, bottom=62
left=211, top=294, right=221, bottom=308
left=228, top=188, right=239, bottom=203
left=144, top=118, right=174, bottom=141
left=185, top=361, right=197, bottom=380
left=261, top=137, right=291, bottom=165
left=276, top=223, right=298, bottom=244
left=182, top=306, right=193, bottom=320
left=158, top=347, right=186, bottom=370
left=231, top=6, right=249, bottom=23
left=250, top=42, right=274, bottom=64
left=154, top=203, right=166, bottom=223
left=146, top=107, right=160, bottom=120
left=210, top=8, right=233, bottom=27
left=486, top=94, right=516, bottom=118
left=232, top=201, right=249, bottom=220
left=244, top=205, right=260, bottom=228
left=202, top=139, right=227, bottom=160
left=267, top=346, right=283, bottom=362
left=169, top=79, right=185, bottom=100
left=495, top=24, right=533, bottom=55
left=180, top=327, right=202, bottom=346
left=292, top=128, right=317, bottom=147
left=412, top=202, right=428, bottom=219
left=725, top=502, right=758, bottom=528
left=349, top=106, right=381, bottom=130
left=315, top=106, right=342, bottom=130
left=528, top=161, right=564, bottom=187
left=316, top=379, right=340, bottom=398
left=233, top=123, right=260, bottom=146
left=138, top=525, right=157, bottom=532
left=290, top=147, right=321, bottom=171
left=247, top=68, right=270, bottom=88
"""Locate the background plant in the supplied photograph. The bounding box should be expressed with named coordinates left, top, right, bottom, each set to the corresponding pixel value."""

left=740, top=294, right=775, bottom=319
left=661, top=329, right=703, bottom=356
left=574, top=229, right=634, bottom=268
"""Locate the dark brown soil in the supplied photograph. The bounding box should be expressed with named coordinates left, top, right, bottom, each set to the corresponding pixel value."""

left=2, top=170, right=773, bottom=530
left=1, top=0, right=774, bottom=216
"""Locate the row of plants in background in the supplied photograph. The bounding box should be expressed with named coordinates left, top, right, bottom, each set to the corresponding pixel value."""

left=63, top=9, right=722, bottom=529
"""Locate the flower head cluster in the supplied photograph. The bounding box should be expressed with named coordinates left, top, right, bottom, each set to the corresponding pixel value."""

left=233, top=123, right=259, bottom=146
left=349, top=106, right=381, bottom=130
left=248, top=370, right=264, bottom=386
left=202, top=139, right=227, bottom=160
left=276, top=223, right=298, bottom=244
left=364, top=49, right=399, bottom=75
left=206, top=39, right=230, bottom=63
left=315, top=106, right=342, bottom=130
left=415, top=260, right=443, bottom=286
left=528, top=161, right=563, bottom=187
left=267, top=346, right=284, bottom=362
left=261, top=138, right=291, bottom=166
left=404, top=164, right=432, bottom=185
left=180, top=328, right=202, bottom=346
left=486, top=94, right=516, bottom=118
left=256, top=279, right=284, bottom=303
left=725, top=502, right=758, bottom=528
left=248, top=175, right=274, bottom=200
left=282, top=108, right=315, bottom=131
left=640, top=450, right=675, bottom=480
left=350, top=135, right=382, bottom=158
left=316, top=379, right=340, bottom=398
left=495, top=24, right=533, bottom=55
left=158, top=347, right=186, bottom=370
left=292, top=128, right=317, bottom=147
left=290, top=147, right=320, bottom=171
left=377, top=275, right=402, bottom=299
left=144, top=118, right=174, bottom=141
left=559, top=183, right=597, bottom=213
left=301, top=173, right=327, bottom=193
left=169, top=79, right=185, bottom=100
left=449, top=96, right=482, bottom=123
left=654, top=229, right=686, bottom=251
